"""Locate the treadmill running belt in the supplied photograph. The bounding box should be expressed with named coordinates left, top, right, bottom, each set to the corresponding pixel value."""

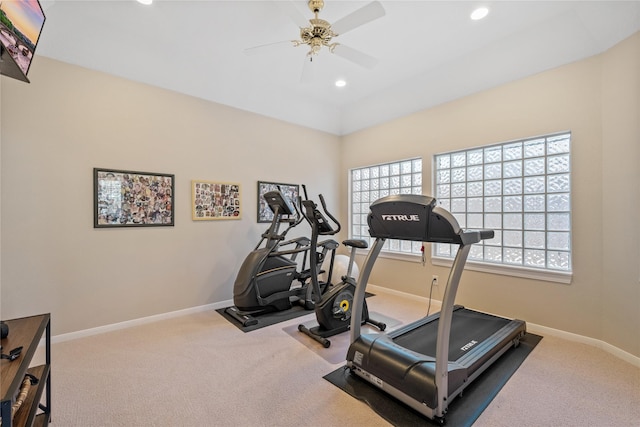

left=394, top=308, right=510, bottom=361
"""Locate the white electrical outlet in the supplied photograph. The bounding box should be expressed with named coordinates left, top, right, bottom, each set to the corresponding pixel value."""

left=432, top=275, right=439, bottom=286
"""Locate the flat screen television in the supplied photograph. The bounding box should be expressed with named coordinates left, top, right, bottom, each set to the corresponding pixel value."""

left=0, top=0, right=46, bottom=83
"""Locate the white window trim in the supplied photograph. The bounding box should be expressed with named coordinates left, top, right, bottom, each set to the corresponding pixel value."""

left=370, top=249, right=423, bottom=263
left=357, top=249, right=572, bottom=284
left=432, top=256, right=572, bottom=284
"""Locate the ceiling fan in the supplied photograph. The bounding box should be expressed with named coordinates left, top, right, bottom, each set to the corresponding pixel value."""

left=245, top=1, right=386, bottom=81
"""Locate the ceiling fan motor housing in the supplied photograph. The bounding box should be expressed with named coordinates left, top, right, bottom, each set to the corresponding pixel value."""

left=300, top=18, right=335, bottom=52
left=283, top=0, right=384, bottom=66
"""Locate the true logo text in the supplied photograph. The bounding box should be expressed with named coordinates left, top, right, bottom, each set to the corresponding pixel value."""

left=381, top=214, right=421, bottom=222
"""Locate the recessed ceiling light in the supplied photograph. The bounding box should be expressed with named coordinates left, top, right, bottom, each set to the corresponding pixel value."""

left=470, top=7, right=489, bottom=20
left=137, top=0, right=153, bottom=5
left=335, top=79, right=347, bottom=88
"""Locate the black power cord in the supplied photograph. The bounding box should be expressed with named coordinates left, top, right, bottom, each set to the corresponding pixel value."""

left=427, top=276, right=437, bottom=317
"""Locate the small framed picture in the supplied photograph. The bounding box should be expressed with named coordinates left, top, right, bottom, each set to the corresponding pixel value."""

left=192, top=180, right=241, bottom=220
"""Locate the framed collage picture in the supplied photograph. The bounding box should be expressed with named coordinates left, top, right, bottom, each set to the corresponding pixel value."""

left=94, top=168, right=175, bottom=227
left=192, top=181, right=241, bottom=220
left=257, top=181, right=299, bottom=223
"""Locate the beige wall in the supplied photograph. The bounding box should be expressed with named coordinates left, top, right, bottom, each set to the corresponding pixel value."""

left=1, top=57, right=340, bottom=335
left=2, top=34, right=638, bottom=358
left=600, top=33, right=640, bottom=356
left=340, top=32, right=639, bottom=357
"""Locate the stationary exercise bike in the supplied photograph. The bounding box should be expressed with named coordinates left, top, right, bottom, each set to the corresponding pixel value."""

left=225, top=189, right=338, bottom=327
left=298, top=188, right=386, bottom=348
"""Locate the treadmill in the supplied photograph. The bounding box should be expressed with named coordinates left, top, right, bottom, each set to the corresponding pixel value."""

left=346, top=194, right=526, bottom=425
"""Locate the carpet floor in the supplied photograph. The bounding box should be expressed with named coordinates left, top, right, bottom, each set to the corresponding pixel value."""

left=35, top=287, right=640, bottom=426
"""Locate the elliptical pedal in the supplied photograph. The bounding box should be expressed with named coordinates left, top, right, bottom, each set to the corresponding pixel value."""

left=224, top=306, right=258, bottom=327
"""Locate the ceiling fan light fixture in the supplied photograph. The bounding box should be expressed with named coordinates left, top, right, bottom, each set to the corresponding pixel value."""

left=247, top=1, right=385, bottom=74
left=470, top=7, right=489, bottom=21
left=335, top=79, right=347, bottom=88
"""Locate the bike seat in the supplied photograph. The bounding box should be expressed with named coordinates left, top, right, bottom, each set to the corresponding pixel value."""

left=342, top=239, right=368, bottom=249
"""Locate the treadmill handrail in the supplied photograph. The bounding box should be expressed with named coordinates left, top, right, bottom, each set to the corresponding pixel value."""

left=433, top=243, right=472, bottom=416
left=349, top=237, right=385, bottom=343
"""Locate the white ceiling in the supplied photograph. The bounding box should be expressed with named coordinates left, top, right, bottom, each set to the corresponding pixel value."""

left=35, top=0, right=640, bottom=135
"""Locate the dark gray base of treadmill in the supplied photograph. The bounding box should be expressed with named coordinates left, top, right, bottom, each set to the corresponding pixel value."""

left=217, top=292, right=375, bottom=332
left=324, top=332, right=542, bottom=426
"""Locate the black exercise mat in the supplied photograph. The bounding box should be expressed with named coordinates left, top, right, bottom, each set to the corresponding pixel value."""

left=324, top=333, right=542, bottom=426
left=217, top=292, right=375, bottom=333
left=216, top=304, right=313, bottom=332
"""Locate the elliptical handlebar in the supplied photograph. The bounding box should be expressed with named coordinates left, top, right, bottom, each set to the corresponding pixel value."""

left=318, top=194, right=341, bottom=235
left=299, top=185, right=341, bottom=236
left=289, top=195, right=305, bottom=228
left=298, top=185, right=343, bottom=302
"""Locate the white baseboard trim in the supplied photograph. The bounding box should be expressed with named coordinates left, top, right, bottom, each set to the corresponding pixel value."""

left=50, top=299, right=233, bottom=344
left=368, top=284, right=434, bottom=305
left=49, top=289, right=640, bottom=368
left=368, top=284, right=640, bottom=368
left=526, top=323, right=640, bottom=368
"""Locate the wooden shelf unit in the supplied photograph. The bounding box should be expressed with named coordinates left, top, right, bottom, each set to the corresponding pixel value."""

left=0, top=314, right=51, bottom=427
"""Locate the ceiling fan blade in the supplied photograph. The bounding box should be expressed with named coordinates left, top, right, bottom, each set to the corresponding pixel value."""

left=332, top=44, right=378, bottom=69
left=275, top=0, right=310, bottom=29
left=244, top=40, right=294, bottom=56
left=300, top=56, right=318, bottom=84
left=331, top=1, right=386, bottom=35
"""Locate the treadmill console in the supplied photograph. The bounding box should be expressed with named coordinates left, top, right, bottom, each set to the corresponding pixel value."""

left=367, top=194, right=493, bottom=245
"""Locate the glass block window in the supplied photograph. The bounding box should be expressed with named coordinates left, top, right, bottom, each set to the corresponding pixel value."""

left=433, top=132, right=572, bottom=273
left=350, top=158, right=423, bottom=255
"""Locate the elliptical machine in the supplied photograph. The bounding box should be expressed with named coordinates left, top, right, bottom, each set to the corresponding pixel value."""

left=297, top=188, right=386, bottom=347
left=225, top=189, right=338, bottom=327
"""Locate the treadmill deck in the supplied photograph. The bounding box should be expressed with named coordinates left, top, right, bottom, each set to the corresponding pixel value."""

left=347, top=307, right=526, bottom=412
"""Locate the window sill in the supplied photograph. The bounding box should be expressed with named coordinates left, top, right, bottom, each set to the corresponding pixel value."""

left=376, top=250, right=424, bottom=263
left=432, top=256, right=572, bottom=284
left=356, top=250, right=572, bottom=284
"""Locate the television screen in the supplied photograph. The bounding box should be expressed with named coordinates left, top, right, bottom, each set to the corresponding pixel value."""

left=0, top=0, right=46, bottom=83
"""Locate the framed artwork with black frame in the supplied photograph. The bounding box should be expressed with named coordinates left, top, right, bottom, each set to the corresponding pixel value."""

left=192, top=180, right=241, bottom=220
left=94, top=168, right=175, bottom=227
left=257, top=181, right=299, bottom=223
